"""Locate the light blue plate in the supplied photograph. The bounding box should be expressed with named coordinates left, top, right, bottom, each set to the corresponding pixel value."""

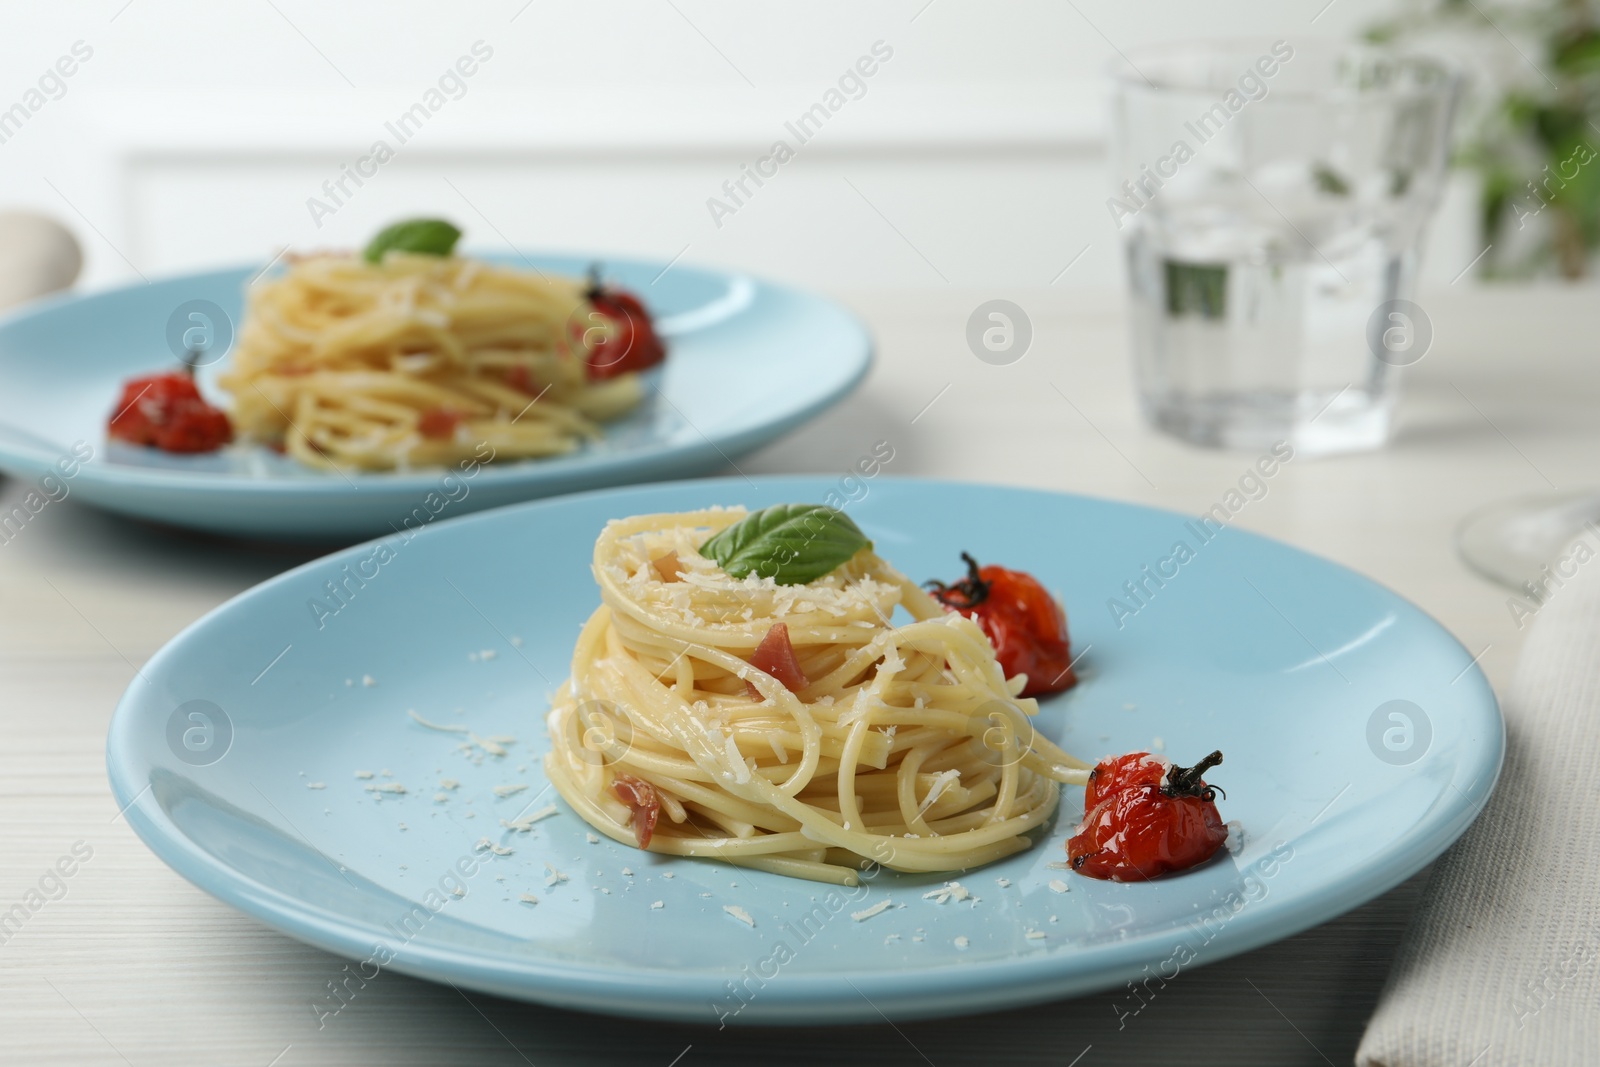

left=0, top=255, right=869, bottom=539
left=106, top=477, right=1502, bottom=1024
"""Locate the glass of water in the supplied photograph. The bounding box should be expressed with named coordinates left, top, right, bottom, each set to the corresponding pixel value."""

left=1111, top=40, right=1461, bottom=454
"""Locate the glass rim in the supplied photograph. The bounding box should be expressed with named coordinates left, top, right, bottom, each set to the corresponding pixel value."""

left=1109, top=37, right=1464, bottom=103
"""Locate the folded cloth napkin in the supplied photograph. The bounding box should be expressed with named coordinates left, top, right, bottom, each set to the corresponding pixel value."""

left=1356, top=563, right=1600, bottom=1065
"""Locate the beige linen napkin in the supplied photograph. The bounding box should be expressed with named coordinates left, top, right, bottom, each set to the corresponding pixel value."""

left=0, top=211, right=80, bottom=309
left=1356, top=563, right=1600, bottom=1065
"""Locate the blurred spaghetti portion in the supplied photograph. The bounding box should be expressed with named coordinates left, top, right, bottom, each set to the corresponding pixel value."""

left=219, top=251, right=655, bottom=471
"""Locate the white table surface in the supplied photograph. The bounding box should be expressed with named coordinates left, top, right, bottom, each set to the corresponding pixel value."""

left=1, top=282, right=1582, bottom=1065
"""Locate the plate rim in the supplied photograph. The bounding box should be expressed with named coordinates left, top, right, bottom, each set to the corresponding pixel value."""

left=105, top=474, right=1505, bottom=1023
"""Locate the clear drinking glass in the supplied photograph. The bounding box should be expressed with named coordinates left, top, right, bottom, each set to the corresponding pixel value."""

left=1111, top=40, right=1462, bottom=454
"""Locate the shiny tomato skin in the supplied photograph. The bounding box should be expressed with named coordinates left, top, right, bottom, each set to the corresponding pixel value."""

left=1084, top=751, right=1169, bottom=809
left=158, top=406, right=233, bottom=453
left=1067, top=751, right=1228, bottom=882
left=931, top=559, right=1076, bottom=697
left=581, top=288, right=666, bottom=381
left=1068, top=786, right=1227, bottom=882
left=108, top=372, right=233, bottom=454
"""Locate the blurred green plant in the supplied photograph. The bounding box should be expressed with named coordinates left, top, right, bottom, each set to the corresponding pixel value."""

left=1371, top=0, right=1600, bottom=278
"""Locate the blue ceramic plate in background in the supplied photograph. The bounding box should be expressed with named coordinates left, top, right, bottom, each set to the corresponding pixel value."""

left=0, top=255, right=870, bottom=539
left=105, top=477, right=1502, bottom=1024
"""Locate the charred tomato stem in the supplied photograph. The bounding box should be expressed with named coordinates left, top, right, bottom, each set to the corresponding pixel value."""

left=924, top=551, right=991, bottom=609
left=1163, top=749, right=1224, bottom=800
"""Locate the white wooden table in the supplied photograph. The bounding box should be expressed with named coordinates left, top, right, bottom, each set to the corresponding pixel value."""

left=1, top=282, right=1579, bottom=1065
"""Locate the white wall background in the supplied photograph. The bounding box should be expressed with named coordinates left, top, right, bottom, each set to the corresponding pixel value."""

left=0, top=0, right=1477, bottom=294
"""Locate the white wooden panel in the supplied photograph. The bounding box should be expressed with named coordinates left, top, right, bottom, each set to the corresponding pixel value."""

left=0, top=0, right=1439, bottom=292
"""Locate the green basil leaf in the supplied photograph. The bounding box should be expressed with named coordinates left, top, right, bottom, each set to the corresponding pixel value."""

left=363, top=218, right=462, bottom=263
left=699, top=504, right=871, bottom=585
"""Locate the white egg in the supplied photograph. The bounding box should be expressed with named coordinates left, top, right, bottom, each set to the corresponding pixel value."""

left=0, top=212, right=82, bottom=310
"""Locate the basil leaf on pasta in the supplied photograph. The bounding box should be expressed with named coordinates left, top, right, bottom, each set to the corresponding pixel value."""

left=700, top=504, right=870, bottom=585
left=363, top=219, right=462, bottom=263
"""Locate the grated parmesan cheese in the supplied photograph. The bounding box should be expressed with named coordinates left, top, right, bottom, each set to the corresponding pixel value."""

left=914, top=770, right=961, bottom=820
left=501, top=806, right=557, bottom=832
left=850, top=899, right=894, bottom=922
left=723, top=904, right=755, bottom=928
left=922, top=882, right=975, bottom=905
left=470, top=733, right=511, bottom=758
left=409, top=710, right=468, bottom=734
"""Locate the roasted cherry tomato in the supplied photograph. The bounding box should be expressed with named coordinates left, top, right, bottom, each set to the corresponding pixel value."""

left=576, top=268, right=666, bottom=381
left=107, top=371, right=232, bottom=454
left=926, top=553, right=1077, bottom=697
left=1067, top=750, right=1228, bottom=882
